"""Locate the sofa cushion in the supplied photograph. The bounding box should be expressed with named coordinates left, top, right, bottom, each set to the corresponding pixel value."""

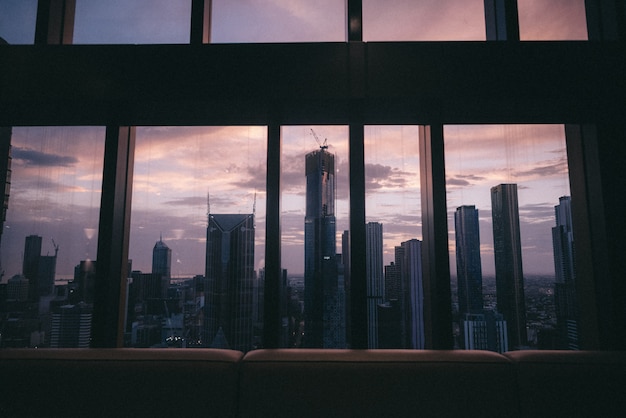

left=238, top=349, right=518, bottom=418
left=504, top=350, right=626, bottom=418
left=0, top=348, right=243, bottom=418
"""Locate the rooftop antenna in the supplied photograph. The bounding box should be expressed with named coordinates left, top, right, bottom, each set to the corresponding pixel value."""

left=207, top=191, right=211, bottom=223
left=253, top=190, right=257, bottom=216
left=310, top=128, right=328, bottom=150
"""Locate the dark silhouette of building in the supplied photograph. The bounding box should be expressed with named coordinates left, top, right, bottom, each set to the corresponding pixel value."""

left=491, top=184, right=527, bottom=349
left=366, top=221, right=383, bottom=348
left=303, top=144, right=345, bottom=348
left=552, top=196, right=579, bottom=349
left=49, top=302, right=92, bottom=348
left=455, top=205, right=484, bottom=315
left=23, top=235, right=42, bottom=301
left=152, top=235, right=171, bottom=280
left=204, top=213, right=255, bottom=352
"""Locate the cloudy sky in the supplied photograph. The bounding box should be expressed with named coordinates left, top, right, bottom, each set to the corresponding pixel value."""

left=1, top=0, right=587, bottom=44
left=0, top=1, right=584, bottom=281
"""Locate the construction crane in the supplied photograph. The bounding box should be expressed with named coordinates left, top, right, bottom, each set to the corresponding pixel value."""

left=310, top=128, right=328, bottom=150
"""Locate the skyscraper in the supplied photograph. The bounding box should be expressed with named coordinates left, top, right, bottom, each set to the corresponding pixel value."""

left=204, top=213, right=255, bottom=352
left=552, top=196, right=579, bottom=349
left=455, top=205, right=484, bottom=315
left=49, top=302, right=92, bottom=348
left=491, top=183, right=527, bottom=349
left=152, top=236, right=172, bottom=280
left=366, top=222, right=384, bottom=348
left=386, top=239, right=425, bottom=349
left=400, top=239, right=425, bottom=349
left=303, top=145, right=345, bottom=348
left=23, top=235, right=42, bottom=301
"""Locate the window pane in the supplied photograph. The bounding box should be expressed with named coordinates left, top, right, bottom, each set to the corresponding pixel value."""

left=518, top=0, right=588, bottom=40
left=127, top=127, right=266, bottom=350
left=364, top=126, right=422, bottom=349
left=363, top=0, right=485, bottom=41
left=281, top=126, right=349, bottom=348
left=0, top=0, right=38, bottom=44
left=211, top=0, right=346, bottom=43
left=0, top=127, right=104, bottom=348
left=445, top=124, right=575, bottom=352
left=74, top=0, right=192, bottom=44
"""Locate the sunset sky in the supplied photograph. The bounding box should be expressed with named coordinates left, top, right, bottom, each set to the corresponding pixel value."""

left=0, top=1, right=584, bottom=281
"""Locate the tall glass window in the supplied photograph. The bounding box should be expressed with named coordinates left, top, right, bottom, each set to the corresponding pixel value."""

left=0, top=0, right=38, bottom=44
left=0, top=126, right=104, bottom=348
left=363, top=0, right=485, bottom=41
left=127, top=126, right=266, bottom=350
left=445, top=124, right=575, bottom=352
left=74, top=0, right=192, bottom=44
left=364, top=126, right=421, bottom=349
left=211, top=0, right=346, bottom=43
left=280, top=126, right=349, bottom=348
left=518, top=0, right=588, bottom=40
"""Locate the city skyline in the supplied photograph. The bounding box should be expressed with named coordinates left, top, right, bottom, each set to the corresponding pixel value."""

left=1, top=124, right=571, bottom=282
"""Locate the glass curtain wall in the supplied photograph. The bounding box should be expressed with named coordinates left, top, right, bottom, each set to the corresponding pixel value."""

left=280, top=126, right=349, bottom=348
left=127, top=126, right=266, bottom=350
left=444, top=124, right=575, bottom=352
left=0, top=126, right=104, bottom=348
left=364, top=126, right=421, bottom=349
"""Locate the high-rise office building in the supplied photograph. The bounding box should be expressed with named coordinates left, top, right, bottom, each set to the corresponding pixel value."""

left=73, top=260, right=97, bottom=304
left=303, top=145, right=345, bottom=348
left=366, top=222, right=384, bottom=348
left=387, top=239, right=425, bottom=349
left=152, top=236, right=172, bottom=280
left=342, top=230, right=351, bottom=346
left=38, top=253, right=57, bottom=296
left=455, top=205, right=484, bottom=315
left=491, top=183, right=527, bottom=349
left=49, top=302, right=92, bottom=348
left=204, top=213, right=255, bottom=352
left=552, top=196, right=579, bottom=349
left=23, top=235, right=42, bottom=301
left=461, top=311, right=508, bottom=353
left=401, top=239, right=425, bottom=349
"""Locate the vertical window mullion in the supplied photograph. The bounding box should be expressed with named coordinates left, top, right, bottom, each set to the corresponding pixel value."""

left=35, top=0, right=75, bottom=45
left=263, top=123, right=282, bottom=348
left=484, top=0, right=520, bottom=41
left=91, top=126, right=135, bottom=348
left=347, top=0, right=362, bottom=42
left=349, top=123, right=367, bottom=349
left=191, top=0, right=211, bottom=44
left=565, top=124, right=606, bottom=349
left=419, top=124, right=453, bottom=349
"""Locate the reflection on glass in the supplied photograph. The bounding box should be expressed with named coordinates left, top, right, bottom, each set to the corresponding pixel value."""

left=212, top=0, right=345, bottom=43
left=127, top=127, right=266, bottom=350
left=0, top=0, right=38, bottom=44
left=281, top=126, right=348, bottom=348
left=0, top=127, right=104, bottom=348
left=444, top=124, right=575, bottom=352
left=363, top=0, right=485, bottom=41
left=74, top=0, right=191, bottom=44
left=364, top=126, right=422, bottom=349
left=518, top=0, right=588, bottom=40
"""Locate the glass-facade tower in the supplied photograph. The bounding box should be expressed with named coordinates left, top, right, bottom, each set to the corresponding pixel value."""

left=455, top=205, right=484, bottom=315
left=491, top=184, right=527, bottom=349
left=552, top=196, right=579, bottom=349
left=304, top=146, right=345, bottom=348
left=204, top=213, right=255, bottom=352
